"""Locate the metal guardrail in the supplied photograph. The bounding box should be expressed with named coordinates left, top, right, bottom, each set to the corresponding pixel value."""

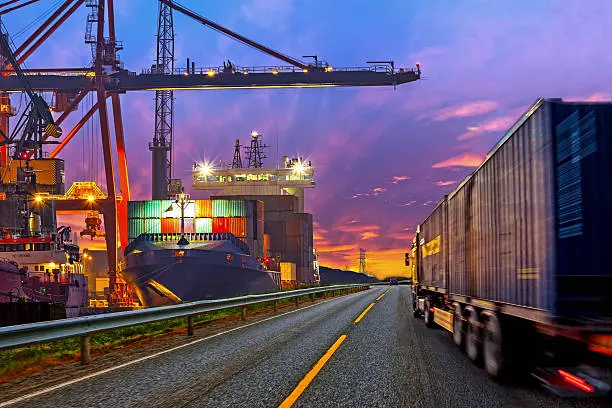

left=0, top=284, right=369, bottom=364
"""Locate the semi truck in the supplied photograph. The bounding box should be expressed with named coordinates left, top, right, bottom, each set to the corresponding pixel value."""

left=408, top=98, right=612, bottom=396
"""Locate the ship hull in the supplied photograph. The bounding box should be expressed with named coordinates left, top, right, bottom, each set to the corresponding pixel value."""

left=122, top=249, right=280, bottom=306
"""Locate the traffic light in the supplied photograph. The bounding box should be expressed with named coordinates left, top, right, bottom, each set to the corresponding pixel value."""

left=405, top=252, right=410, bottom=266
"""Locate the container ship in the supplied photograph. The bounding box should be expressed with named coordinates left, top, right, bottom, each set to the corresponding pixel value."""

left=121, top=194, right=280, bottom=306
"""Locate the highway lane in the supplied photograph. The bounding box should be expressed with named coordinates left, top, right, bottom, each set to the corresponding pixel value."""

left=1, top=287, right=385, bottom=408
left=3, top=285, right=611, bottom=408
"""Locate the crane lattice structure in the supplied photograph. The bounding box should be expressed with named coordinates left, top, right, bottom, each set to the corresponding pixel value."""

left=0, top=0, right=421, bottom=306
left=150, top=1, right=175, bottom=199
left=359, top=248, right=366, bottom=274
left=232, top=139, right=242, bottom=168
left=244, top=131, right=268, bottom=168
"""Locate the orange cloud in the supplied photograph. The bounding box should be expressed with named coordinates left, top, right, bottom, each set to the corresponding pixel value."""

left=335, top=224, right=381, bottom=233
left=391, top=176, right=410, bottom=184
left=435, top=180, right=457, bottom=186
left=316, top=244, right=356, bottom=253
left=361, top=231, right=379, bottom=240
left=432, top=152, right=484, bottom=168
left=457, top=116, right=515, bottom=140
left=431, top=100, right=498, bottom=121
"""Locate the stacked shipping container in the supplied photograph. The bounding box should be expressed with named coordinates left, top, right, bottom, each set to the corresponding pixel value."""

left=127, top=199, right=263, bottom=256
left=211, top=195, right=314, bottom=283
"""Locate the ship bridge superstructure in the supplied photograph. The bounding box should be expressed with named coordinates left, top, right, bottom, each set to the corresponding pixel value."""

left=193, top=156, right=314, bottom=212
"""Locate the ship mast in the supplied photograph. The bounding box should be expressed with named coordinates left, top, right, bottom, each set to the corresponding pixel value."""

left=173, top=188, right=190, bottom=245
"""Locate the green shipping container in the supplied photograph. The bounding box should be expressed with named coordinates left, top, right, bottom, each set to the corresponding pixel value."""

left=145, top=218, right=161, bottom=234
left=128, top=201, right=144, bottom=218
left=212, top=199, right=229, bottom=217
left=228, top=199, right=246, bottom=217
left=128, top=218, right=145, bottom=238
left=195, top=218, right=212, bottom=233
left=143, top=200, right=162, bottom=218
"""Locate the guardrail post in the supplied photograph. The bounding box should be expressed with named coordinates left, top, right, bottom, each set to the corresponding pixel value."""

left=187, top=315, right=194, bottom=336
left=80, top=335, right=91, bottom=365
left=295, top=296, right=299, bottom=307
left=310, top=293, right=314, bottom=302
left=241, top=306, right=247, bottom=321
left=273, top=300, right=278, bottom=312
left=323, top=291, right=326, bottom=300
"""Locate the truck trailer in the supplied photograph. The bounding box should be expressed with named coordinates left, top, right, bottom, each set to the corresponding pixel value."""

left=408, top=98, right=612, bottom=395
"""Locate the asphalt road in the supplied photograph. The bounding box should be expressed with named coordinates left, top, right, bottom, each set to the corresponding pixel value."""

left=2, top=286, right=611, bottom=408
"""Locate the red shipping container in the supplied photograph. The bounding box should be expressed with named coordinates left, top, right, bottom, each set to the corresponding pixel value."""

left=229, top=217, right=247, bottom=237
left=195, top=200, right=212, bottom=218
left=161, top=218, right=179, bottom=233
left=212, top=217, right=231, bottom=233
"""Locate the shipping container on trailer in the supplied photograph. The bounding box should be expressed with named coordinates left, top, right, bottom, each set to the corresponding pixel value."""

left=416, top=198, right=447, bottom=291
left=410, top=98, right=612, bottom=391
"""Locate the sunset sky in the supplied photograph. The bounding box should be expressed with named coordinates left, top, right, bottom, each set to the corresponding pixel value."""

left=5, top=0, right=612, bottom=279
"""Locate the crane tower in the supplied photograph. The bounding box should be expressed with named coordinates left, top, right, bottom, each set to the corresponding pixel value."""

left=150, top=2, right=175, bottom=199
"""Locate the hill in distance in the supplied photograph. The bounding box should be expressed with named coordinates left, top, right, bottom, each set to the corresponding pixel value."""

left=319, top=266, right=380, bottom=285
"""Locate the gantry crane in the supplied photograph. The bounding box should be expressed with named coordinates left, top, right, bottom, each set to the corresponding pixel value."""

left=0, top=0, right=421, bottom=306
left=151, top=1, right=175, bottom=200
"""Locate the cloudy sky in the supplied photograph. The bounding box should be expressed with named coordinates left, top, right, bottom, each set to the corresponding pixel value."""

left=5, top=0, right=612, bottom=278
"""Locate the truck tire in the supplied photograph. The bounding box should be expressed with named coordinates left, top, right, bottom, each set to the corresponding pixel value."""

left=452, top=303, right=464, bottom=348
left=465, top=307, right=481, bottom=363
left=483, top=313, right=505, bottom=379
left=423, top=299, right=434, bottom=328
left=412, top=300, right=420, bottom=318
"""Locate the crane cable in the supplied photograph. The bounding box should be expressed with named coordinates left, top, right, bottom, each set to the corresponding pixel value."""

left=11, top=0, right=63, bottom=40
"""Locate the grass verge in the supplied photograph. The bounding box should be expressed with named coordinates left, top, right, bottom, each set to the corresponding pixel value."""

left=0, top=290, right=355, bottom=382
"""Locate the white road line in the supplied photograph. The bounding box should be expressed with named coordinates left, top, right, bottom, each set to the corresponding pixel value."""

left=1, top=294, right=356, bottom=407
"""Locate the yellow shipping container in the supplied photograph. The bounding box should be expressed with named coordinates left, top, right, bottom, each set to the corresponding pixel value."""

left=280, top=262, right=296, bottom=281
left=0, top=158, right=65, bottom=186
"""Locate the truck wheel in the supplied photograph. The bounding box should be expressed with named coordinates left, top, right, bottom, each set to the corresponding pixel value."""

left=465, top=307, right=481, bottom=363
left=483, top=313, right=504, bottom=379
left=452, top=303, right=464, bottom=348
left=412, top=300, right=420, bottom=318
left=423, top=299, right=434, bottom=328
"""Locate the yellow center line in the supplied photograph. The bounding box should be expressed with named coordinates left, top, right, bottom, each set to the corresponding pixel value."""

left=376, top=288, right=391, bottom=301
left=353, top=302, right=375, bottom=324
left=278, top=334, right=347, bottom=408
